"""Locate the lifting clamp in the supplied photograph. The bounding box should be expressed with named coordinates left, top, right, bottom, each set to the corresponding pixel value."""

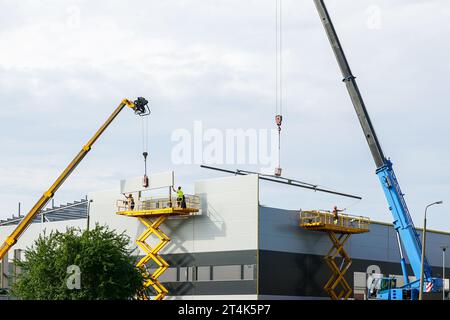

left=142, top=152, right=149, bottom=188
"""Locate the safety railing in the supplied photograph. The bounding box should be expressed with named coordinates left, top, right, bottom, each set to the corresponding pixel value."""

left=300, top=210, right=370, bottom=232
left=116, top=194, right=201, bottom=213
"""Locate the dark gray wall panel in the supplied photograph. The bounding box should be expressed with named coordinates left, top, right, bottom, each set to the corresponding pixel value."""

left=259, top=206, right=450, bottom=267
left=160, top=250, right=257, bottom=267
left=258, top=250, right=450, bottom=297
left=165, top=280, right=256, bottom=296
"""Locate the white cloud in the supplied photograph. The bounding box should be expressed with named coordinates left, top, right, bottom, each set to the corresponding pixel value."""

left=0, top=0, right=449, bottom=232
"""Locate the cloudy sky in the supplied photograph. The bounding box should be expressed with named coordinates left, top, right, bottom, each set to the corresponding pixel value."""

left=0, top=0, right=449, bottom=231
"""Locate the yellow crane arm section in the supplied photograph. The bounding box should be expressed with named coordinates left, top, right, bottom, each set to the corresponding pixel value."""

left=0, top=98, right=149, bottom=260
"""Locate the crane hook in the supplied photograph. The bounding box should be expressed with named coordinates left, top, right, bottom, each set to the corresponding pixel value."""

left=274, top=115, right=283, bottom=176
left=275, top=114, right=283, bottom=130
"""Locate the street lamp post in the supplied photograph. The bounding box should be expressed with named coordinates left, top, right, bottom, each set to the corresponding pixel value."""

left=419, top=201, right=443, bottom=300
left=441, top=245, right=448, bottom=300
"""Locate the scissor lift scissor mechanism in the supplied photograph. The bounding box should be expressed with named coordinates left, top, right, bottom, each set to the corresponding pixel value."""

left=300, top=210, right=370, bottom=300
left=117, top=195, right=200, bottom=300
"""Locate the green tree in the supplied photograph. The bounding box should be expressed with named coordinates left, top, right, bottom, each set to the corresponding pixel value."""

left=11, top=225, right=144, bottom=300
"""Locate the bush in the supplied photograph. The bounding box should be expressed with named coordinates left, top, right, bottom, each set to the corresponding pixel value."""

left=11, top=225, right=144, bottom=300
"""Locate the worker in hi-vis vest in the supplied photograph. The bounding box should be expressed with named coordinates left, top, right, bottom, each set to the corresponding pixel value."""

left=332, top=206, right=343, bottom=225
left=172, top=186, right=186, bottom=208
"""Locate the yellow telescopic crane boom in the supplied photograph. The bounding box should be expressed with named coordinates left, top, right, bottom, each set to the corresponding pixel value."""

left=0, top=97, right=150, bottom=260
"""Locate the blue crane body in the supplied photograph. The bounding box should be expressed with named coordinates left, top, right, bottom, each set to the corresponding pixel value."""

left=313, top=0, right=442, bottom=299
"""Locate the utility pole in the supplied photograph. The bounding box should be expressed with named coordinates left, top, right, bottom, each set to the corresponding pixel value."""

left=419, top=201, right=443, bottom=300
left=87, top=199, right=93, bottom=231
left=441, top=245, right=448, bottom=300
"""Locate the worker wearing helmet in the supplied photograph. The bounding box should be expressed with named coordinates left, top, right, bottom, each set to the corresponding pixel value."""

left=172, top=186, right=186, bottom=208
left=332, top=206, right=343, bottom=225
left=126, top=194, right=135, bottom=211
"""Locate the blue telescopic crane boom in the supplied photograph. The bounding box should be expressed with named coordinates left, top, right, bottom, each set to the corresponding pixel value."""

left=312, top=0, right=440, bottom=297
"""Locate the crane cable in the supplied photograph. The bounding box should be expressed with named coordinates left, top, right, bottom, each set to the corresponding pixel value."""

left=141, top=115, right=149, bottom=187
left=274, top=0, right=283, bottom=176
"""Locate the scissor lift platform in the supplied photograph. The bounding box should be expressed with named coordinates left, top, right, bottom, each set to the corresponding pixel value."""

left=300, top=210, right=370, bottom=300
left=117, top=207, right=199, bottom=217
left=117, top=195, right=200, bottom=300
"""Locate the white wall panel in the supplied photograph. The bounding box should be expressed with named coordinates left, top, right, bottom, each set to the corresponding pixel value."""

left=120, top=171, right=174, bottom=194
left=88, top=174, right=259, bottom=255
left=162, top=174, right=259, bottom=253
left=88, top=188, right=142, bottom=253
left=0, top=219, right=87, bottom=261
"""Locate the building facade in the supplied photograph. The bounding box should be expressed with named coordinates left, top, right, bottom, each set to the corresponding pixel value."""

left=1, top=174, right=449, bottom=299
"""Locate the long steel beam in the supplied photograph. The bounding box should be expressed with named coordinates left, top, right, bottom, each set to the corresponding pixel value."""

left=200, top=165, right=362, bottom=200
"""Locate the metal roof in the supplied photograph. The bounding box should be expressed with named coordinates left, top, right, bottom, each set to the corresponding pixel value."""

left=0, top=199, right=88, bottom=226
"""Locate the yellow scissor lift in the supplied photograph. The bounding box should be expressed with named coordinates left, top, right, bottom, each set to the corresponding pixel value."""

left=117, top=195, right=200, bottom=300
left=299, top=210, right=370, bottom=300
